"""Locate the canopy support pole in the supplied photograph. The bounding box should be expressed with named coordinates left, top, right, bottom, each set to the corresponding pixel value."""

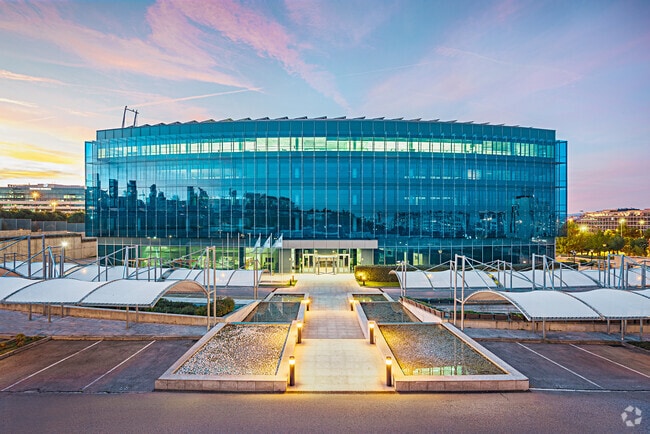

left=135, top=305, right=139, bottom=323
left=542, top=318, right=546, bottom=340
left=640, top=319, right=643, bottom=340
left=606, top=319, right=610, bottom=334
left=620, top=319, right=624, bottom=341
left=60, top=303, right=64, bottom=318
left=126, top=305, right=129, bottom=329
left=28, top=304, right=32, bottom=321
left=47, top=303, right=51, bottom=323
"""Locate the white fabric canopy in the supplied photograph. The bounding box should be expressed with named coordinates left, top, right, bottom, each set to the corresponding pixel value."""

left=465, top=290, right=600, bottom=321
left=79, top=279, right=206, bottom=307
left=465, top=289, right=650, bottom=320
left=4, top=279, right=104, bottom=304
left=165, top=269, right=263, bottom=287
left=66, top=265, right=170, bottom=282
left=635, top=289, right=650, bottom=299
left=0, top=277, right=38, bottom=300
left=568, top=289, right=650, bottom=319
left=392, top=269, right=498, bottom=290
left=0, top=277, right=205, bottom=308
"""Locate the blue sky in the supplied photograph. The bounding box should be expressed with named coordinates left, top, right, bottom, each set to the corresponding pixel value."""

left=0, top=0, right=648, bottom=213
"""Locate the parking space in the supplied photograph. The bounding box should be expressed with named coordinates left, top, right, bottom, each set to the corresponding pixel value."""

left=483, top=342, right=650, bottom=391
left=0, top=339, right=194, bottom=393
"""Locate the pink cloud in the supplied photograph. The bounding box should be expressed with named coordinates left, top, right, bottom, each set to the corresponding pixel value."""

left=0, top=1, right=251, bottom=89
left=0, top=69, right=63, bottom=84
left=284, top=0, right=393, bottom=47
left=163, top=0, right=350, bottom=110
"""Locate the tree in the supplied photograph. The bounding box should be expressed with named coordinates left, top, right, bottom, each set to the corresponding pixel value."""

left=608, top=235, right=625, bottom=253
left=67, top=211, right=85, bottom=223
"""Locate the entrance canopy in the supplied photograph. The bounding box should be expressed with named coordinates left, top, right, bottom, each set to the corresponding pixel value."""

left=465, top=289, right=650, bottom=321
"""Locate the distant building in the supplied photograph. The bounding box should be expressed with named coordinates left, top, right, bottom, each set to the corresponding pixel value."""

left=0, top=184, right=85, bottom=213
left=576, top=209, right=650, bottom=233
left=85, top=117, right=567, bottom=269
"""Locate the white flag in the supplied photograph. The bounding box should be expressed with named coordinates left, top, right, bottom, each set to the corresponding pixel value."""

left=263, top=234, right=272, bottom=249
left=272, top=234, right=283, bottom=249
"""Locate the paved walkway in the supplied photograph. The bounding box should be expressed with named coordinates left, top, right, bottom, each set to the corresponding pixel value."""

left=287, top=274, right=393, bottom=392
left=0, top=309, right=205, bottom=339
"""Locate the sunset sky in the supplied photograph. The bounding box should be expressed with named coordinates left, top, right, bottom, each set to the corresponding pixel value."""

left=0, top=0, right=648, bottom=213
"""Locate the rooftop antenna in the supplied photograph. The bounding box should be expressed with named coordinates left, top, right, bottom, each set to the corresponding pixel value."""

left=121, top=106, right=139, bottom=128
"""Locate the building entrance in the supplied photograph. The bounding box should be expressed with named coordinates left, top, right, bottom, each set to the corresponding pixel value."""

left=301, top=252, right=350, bottom=274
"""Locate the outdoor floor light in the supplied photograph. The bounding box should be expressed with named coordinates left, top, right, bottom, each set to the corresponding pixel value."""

left=289, top=356, right=296, bottom=386
left=297, top=322, right=303, bottom=344
left=386, top=356, right=393, bottom=387
left=369, top=322, right=375, bottom=344
left=304, top=299, right=310, bottom=311
left=349, top=298, right=354, bottom=311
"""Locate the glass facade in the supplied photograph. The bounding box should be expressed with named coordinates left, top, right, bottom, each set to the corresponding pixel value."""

left=85, top=118, right=567, bottom=268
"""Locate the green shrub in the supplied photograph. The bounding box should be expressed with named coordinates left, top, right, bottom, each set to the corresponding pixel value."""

left=354, top=265, right=400, bottom=283
left=214, top=297, right=235, bottom=317
left=147, top=297, right=235, bottom=317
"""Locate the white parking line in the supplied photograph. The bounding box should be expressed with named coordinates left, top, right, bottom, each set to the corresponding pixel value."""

left=570, top=344, right=650, bottom=380
left=516, top=343, right=603, bottom=389
left=82, top=340, right=156, bottom=391
left=1, top=340, right=102, bottom=392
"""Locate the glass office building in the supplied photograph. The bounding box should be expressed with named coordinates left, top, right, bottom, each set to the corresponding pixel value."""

left=85, top=117, right=567, bottom=271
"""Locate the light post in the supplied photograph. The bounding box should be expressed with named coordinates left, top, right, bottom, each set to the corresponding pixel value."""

left=619, top=218, right=626, bottom=236
left=60, top=241, right=68, bottom=277
left=438, top=249, right=443, bottom=264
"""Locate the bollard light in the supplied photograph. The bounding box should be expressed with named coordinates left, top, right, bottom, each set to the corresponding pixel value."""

left=349, top=299, right=354, bottom=311
left=297, top=322, right=303, bottom=344
left=305, top=299, right=310, bottom=311
left=386, top=356, right=393, bottom=387
left=369, top=322, right=375, bottom=344
left=289, top=356, right=296, bottom=386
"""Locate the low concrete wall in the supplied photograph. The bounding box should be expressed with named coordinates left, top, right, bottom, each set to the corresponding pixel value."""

left=0, top=232, right=97, bottom=260
left=156, top=322, right=296, bottom=393
left=0, top=302, right=234, bottom=327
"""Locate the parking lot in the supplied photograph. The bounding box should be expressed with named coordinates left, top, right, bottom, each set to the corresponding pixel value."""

left=1, top=338, right=648, bottom=394
left=0, top=339, right=194, bottom=393
left=482, top=341, right=650, bottom=391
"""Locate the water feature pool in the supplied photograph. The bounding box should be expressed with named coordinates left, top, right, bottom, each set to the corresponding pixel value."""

left=361, top=302, right=420, bottom=323
left=353, top=294, right=388, bottom=302
left=380, top=324, right=505, bottom=376
left=268, top=294, right=305, bottom=302
left=243, top=301, right=301, bottom=322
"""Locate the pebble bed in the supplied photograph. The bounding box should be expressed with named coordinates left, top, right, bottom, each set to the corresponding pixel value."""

left=361, top=302, right=420, bottom=323
left=177, top=324, right=289, bottom=376
left=380, top=324, right=505, bottom=376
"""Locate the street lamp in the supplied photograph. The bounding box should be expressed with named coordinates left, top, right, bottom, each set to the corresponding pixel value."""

left=619, top=218, right=626, bottom=235
left=438, top=249, right=443, bottom=264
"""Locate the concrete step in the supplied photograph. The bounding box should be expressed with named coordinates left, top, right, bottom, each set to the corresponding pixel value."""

left=303, top=311, right=363, bottom=339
